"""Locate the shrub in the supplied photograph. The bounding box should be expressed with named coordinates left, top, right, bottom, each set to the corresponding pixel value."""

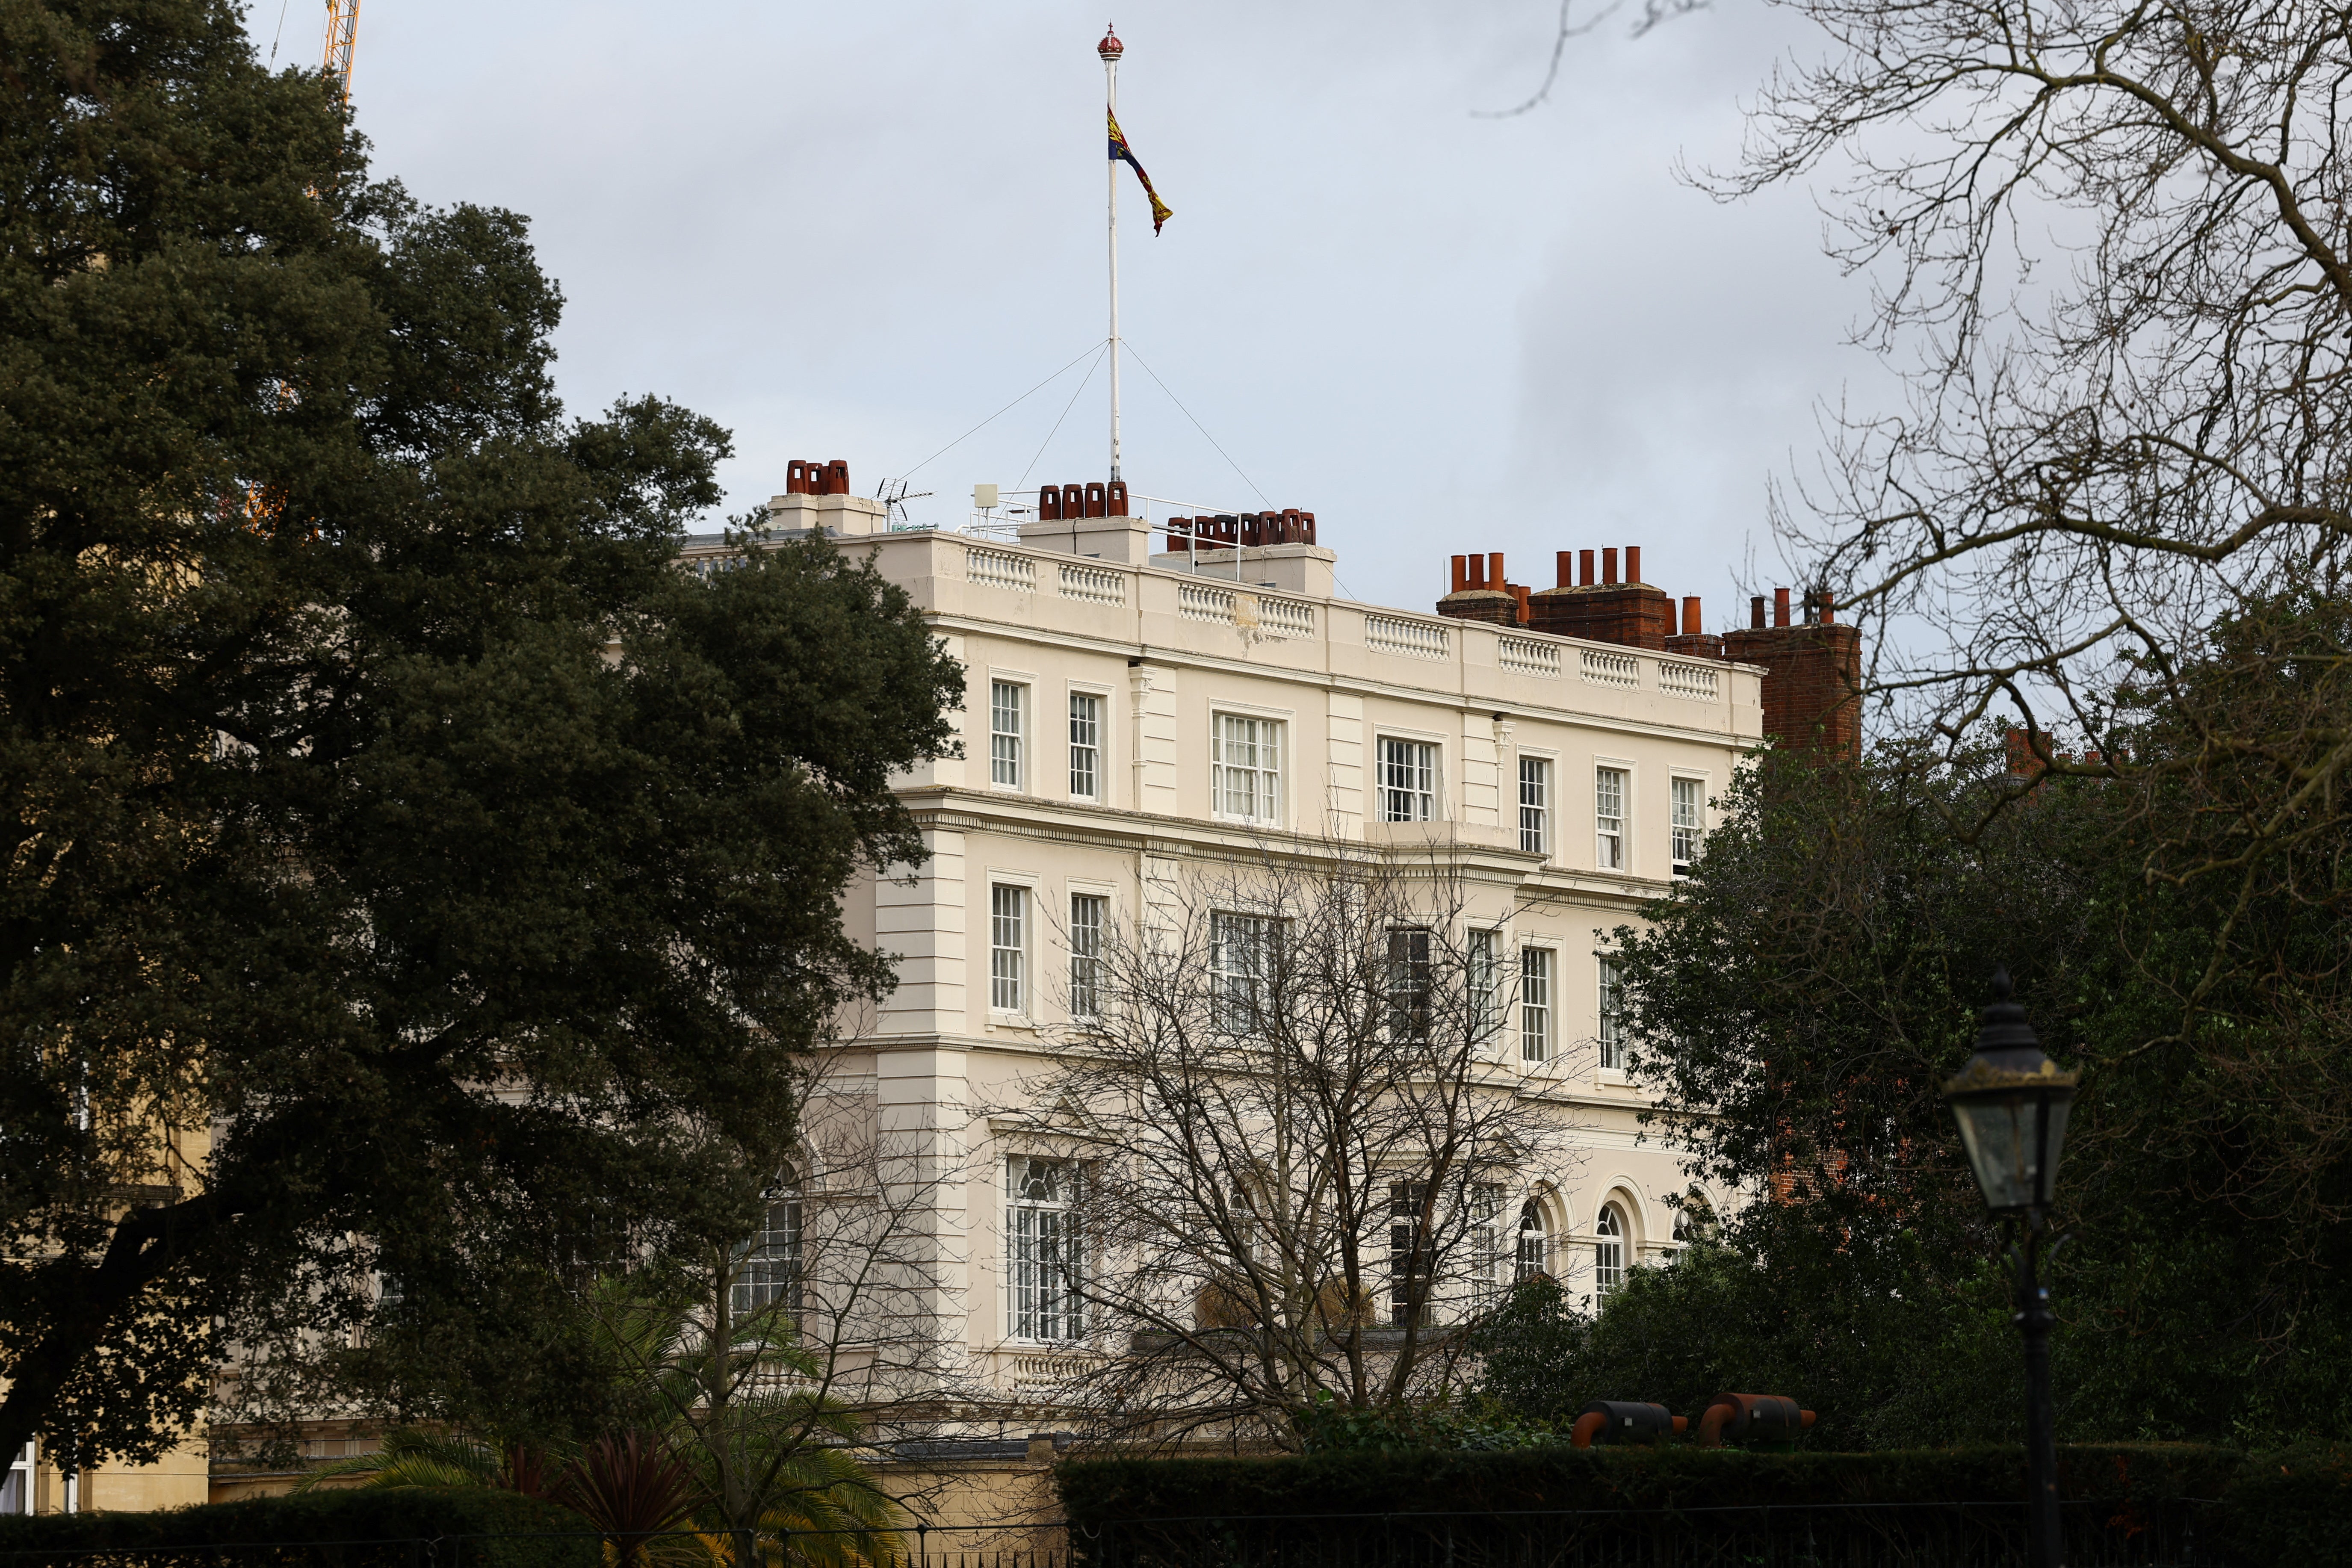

left=0, top=1486, right=597, bottom=1567
left=2206, top=1444, right=2352, bottom=1568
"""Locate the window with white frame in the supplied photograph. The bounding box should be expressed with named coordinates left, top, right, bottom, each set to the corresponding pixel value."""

left=990, top=681, right=1026, bottom=788
left=1470, top=1183, right=1504, bottom=1298
left=730, top=1188, right=803, bottom=1320
left=1672, top=777, right=1704, bottom=877
left=1212, top=714, right=1283, bottom=824
left=1520, top=946, right=1552, bottom=1063
left=1595, top=766, right=1627, bottom=869
left=0, top=1443, right=30, bottom=1515
left=1007, top=1156, right=1084, bottom=1341
left=1209, top=910, right=1278, bottom=1033
left=1387, top=1179, right=1431, bottom=1326
left=1378, top=738, right=1439, bottom=822
left=1519, top=756, right=1551, bottom=854
left=1468, top=929, right=1501, bottom=1044
left=1069, top=893, right=1107, bottom=1019
left=1594, top=1203, right=1627, bottom=1294
left=1515, top=1202, right=1549, bottom=1282
left=1069, top=692, right=1102, bottom=799
left=990, top=884, right=1028, bottom=1013
left=1598, top=956, right=1626, bottom=1071
left=1386, top=927, right=1432, bottom=1040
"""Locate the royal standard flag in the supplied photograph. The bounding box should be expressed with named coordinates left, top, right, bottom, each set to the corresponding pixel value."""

left=1108, top=109, right=1173, bottom=235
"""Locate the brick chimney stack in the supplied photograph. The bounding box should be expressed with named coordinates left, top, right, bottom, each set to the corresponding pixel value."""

left=1431, top=547, right=1863, bottom=757
left=1722, top=588, right=1861, bottom=758
left=1519, top=543, right=1675, bottom=647
left=1436, top=552, right=1529, bottom=625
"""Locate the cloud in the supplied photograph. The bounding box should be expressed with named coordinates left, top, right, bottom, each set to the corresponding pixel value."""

left=347, top=0, right=1888, bottom=621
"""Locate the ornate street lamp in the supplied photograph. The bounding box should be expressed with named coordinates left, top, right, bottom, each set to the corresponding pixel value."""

left=1943, top=967, right=2077, bottom=1568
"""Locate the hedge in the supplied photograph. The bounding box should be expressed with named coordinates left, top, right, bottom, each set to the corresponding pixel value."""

left=1057, top=1443, right=2245, bottom=1519
left=2200, top=1443, right=2352, bottom=1568
left=0, top=1487, right=598, bottom=1568
left=1058, top=1445, right=2352, bottom=1568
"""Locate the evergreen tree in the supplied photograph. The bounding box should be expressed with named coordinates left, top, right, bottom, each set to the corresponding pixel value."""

left=0, top=0, right=962, bottom=1465
left=1591, top=677, right=2352, bottom=1446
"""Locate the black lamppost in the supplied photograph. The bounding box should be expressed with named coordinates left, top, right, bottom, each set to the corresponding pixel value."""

left=1942, top=967, right=2077, bottom=1568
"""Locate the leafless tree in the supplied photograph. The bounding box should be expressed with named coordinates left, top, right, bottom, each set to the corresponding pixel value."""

left=1677, top=0, right=2352, bottom=1150
left=1713, top=1, right=2352, bottom=798
left=994, top=843, right=1579, bottom=1453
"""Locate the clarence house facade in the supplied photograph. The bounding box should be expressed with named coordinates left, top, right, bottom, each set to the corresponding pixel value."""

left=680, top=472, right=1840, bottom=1424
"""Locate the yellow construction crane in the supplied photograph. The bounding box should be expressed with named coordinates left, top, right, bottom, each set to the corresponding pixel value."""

left=322, top=0, right=360, bottom=107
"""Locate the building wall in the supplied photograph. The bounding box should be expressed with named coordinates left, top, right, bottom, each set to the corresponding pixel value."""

left=684, top=512, right=1769, bottom=1412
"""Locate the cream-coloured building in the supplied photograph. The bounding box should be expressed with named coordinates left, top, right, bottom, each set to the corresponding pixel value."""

left=683, top=479, right=1769, bottom=1420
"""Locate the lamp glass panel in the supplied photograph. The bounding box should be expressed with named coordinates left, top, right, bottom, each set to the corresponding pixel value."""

left=2040, top=1095, right=2073, bottom=1202
left=1951, top=1092, right=2039, bottom=1211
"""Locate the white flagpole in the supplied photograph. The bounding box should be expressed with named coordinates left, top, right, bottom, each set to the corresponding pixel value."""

left=1102, top=26, right=1123, bottom=484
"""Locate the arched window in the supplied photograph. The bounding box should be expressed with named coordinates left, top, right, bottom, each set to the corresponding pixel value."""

left=1515, top=1202, right=1549, bottom=1282
left=1671, top=1187, right=1716, bottom=1251
left=1594, top=1204, right=1626, bottom=1295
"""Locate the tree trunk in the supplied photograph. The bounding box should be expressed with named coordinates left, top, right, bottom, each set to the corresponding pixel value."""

left=0, top=1195, right=222, bottom=1462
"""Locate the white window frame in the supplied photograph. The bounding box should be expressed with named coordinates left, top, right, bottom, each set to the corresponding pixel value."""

left=1594, top=1202, right=1627, bottom=1295
left=1378, top=736, right=1440, bottom=823
left=1468, top=928, right=1502, bottom=1046
left=1598, top=954, right=1627, bottom=1075
left=1520, top=945, right=1553, bottom=1063
left=1211, top=712, right=1285, bottom=826
left=1515, top=1201, right=1549, bottom=1282
left=989, top=883, right=1029, bottom=1015
left=1518, top=755, right=1552, bottom=856
left=1209, top=910, right=1279, bottom=1033
left=0, top=1443, right=30, bottom=1516
left=1387, top=1178, right=1432, bottom=1326
left=731, top=1188, right=804, bottom=1320
left=1067, top=689, right=1105, bottom=801
left=989, top=679, right=1028, bottom=790
left=1594, top=764, right=1629, bottom=871
left=1068, top=892, right=1108, bottom=1019
left=1006, top=1156, right=1084, bottom=1342
left=1671, top=774, right=1705, bottom=878
left=1470, top=1182, right=1505, bottom=1300
left=1386, top=925, right=1432, bottom=1041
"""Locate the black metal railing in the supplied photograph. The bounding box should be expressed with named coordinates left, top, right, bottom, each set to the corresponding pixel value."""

left=0, top=1502, right=2236, bottom=1568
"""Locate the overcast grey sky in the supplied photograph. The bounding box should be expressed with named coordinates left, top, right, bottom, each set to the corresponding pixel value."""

left=309, top=0, right=1895, bottom=624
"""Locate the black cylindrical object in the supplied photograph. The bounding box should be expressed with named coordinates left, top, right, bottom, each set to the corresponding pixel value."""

left=1699, top=1392, right=1812, bottom=1445
left=1578, top=1400, right=1676, bottom=1445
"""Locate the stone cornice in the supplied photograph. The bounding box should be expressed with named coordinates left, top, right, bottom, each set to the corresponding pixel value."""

left=893, top=787, right=1661, bottom=906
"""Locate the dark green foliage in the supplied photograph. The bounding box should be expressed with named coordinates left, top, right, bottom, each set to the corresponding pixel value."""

left=0, top=1487, right=597, bottom=1567
left=2204, top=1443, right=2352, bottom=1568
left=1469, top=1245, right=2017, bottom=1451
left=0, top=0, right=963, bottom=1466
left=1597, top=713, right=2352, bottom=1448
left=1057, top=1443, right=2245, bottom=1518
